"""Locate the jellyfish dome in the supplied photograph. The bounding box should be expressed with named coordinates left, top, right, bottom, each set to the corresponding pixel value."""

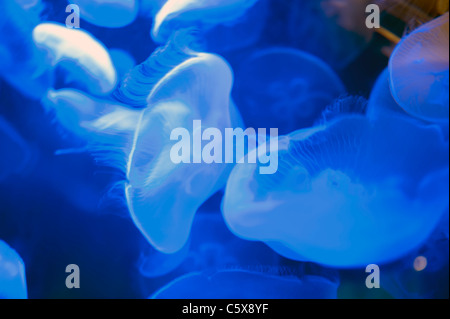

left=222, top=115, right=449, bottom=267
left=32, top=22, right=118, bottom=96
left=125, top=50, right=242, bottom=254
left=151, top=269, right=339, bottom=299
left=233, top=47, right=345, bottom=135
left=68, top=0, right=139, bottom=28
left=0, top=240, right=28, bottom=299
left=389, top=12, right=449, bottom=123
left=151, top=0, right=260, bottom=44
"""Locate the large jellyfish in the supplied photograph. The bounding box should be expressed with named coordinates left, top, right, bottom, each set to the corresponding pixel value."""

left=125, top=49, right=242, bottom=254
left=151, top=269, right=339, bottom=299
left=222, top=114, right=449, bottom=267
left=0, top=116, right=31, bottom=181
left=32, top=22, right=117, bottom=96
left=68, top=0, right=139, bottom=28
left=151, top=0, right=261, bottom=44
left=389, top=12, right=449, bottom=123
left=0, top=0, right=51, bottom=99
left=233, top=47, right=345, bottom=135
left=0, top=240, right=27, bottom=299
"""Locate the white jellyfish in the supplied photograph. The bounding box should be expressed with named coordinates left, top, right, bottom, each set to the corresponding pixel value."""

left=0, top=240, right=27, bottom=299
left=389, top=12, right=449, bottom=123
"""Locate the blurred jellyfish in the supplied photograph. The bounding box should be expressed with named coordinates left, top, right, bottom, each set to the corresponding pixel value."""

left=288, top=0, right=370, bottom=70
left=68, top=0, right=139, bottom=28
left=0, top=240, right=27, bottom=299
left=151, top=0, right=261, bottom=44
left=381, top=211, right=449, bottom=299
left=389, top=12, right=449, bottom=123
left=233, top=47, right=345, bottom=135
left=41, top=88, right=141, bottom=166
left=151, top=269, right=339, bottom=299
left=0, top=116, right=31, bottom=181
left=109, top=48, right=136, bottom=81
left=32, top=22, right=117, bottom=96
left=125, top=49, right=242, bottom=254
left=0, top=0, right=51, bottom=99
left=222, top=114, right=449, bottom=267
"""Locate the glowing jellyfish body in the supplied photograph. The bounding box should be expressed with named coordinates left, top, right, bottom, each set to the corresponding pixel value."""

left=0, top=0, right=50, bottom=99
left=233, top=47, right=345, bottom=134
left=0, top=117, right=30, bottom=181
left=222, top=115, right=449, bottom=267
left=151, top=270, right=339, bottom=299
left=125, top=52, right=241, bottom=254
left=42, top=89, right=141, bottom=145
left=68, top=0, right=139, bottom=28
left=32, top=23, right=117, bottom=96
left=389, top=13, right=449, bottom=122
left=0, top=240, right=27, bottom=299
left=152, top=0, right=260, bottom=43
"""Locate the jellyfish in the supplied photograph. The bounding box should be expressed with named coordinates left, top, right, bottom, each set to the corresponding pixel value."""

left=222, top=114, right=449, bottom=267
left=233, top=47, right=345, bottom=135
left=0, top=116, right=31, bottom=181
left=389, top=12, right=449, bottom=123
left=32, top=22, right=117, bottom=96
left=0, top=0, right=51, bottom=99
left=0, top=240, right=27, bottom=299
left=68, top=0, right=139, bottom=28
left=151, top=269, right=339, bottom=299
left=151, top=0, right=261, bottom=44
left=125, top=50, right=242, bottom=254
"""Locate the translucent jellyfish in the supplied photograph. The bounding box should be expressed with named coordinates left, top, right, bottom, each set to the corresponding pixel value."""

left=41, top=88, right=141, bottom=156
left=32, top=22, right=117, bottom=96
left=125, top=51, right=242, bottom=254
left=0, top=0, right=51, bottom=99
left=0, top=116, right=31, bottom=181
left=0, top=240, right=27, bottom=299
left=68, top=0, right=139, bottom=28
left=151, top=0, right=261, bottom=44
left=222, top=115, right=449, bottom=267
left=233, top=47, right=345, bottom=135
left=389, top=12, right=449, bottom=123
left=151, top=269, right=339, bottom=299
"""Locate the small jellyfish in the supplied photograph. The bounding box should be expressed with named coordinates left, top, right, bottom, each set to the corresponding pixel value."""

left=389, top=12, right=449, bottom=123
left=151, top=269, right=339, bottom=299
left=32, top=22, right=117, bottom=96
left=41, top=88, right=141, bottom=167
left=222, top=114, right=449, bottom=267
left=0, top=0, right=51, bottom=99
left=68, top=0, right=139, bottom=28
left=151, top=0, right=261, bottom=44
left=0, top=116, right=31, bottom=181
left=125, top=51, right=242, bottom=254
left=233, top=47, right=345, bottom=135
left=0, top=240, right=27, bottom=299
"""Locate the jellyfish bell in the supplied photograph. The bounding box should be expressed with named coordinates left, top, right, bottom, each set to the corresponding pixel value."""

left=389, top=12, right=449, bottom=123
left=222, top=114, right=449, bottom=268
left=125, top=52, right=241, bottom=254
left=68, top=0, right=139, bottom=28
left=151, top=269, right=339, bottom=299
left=151, top=0, right=260, bottom=44
left=32, top=22, right=117, bottom=96
left=0, top=240, right=27, bottom=299
left=233, top=47, right=345, bottom=135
